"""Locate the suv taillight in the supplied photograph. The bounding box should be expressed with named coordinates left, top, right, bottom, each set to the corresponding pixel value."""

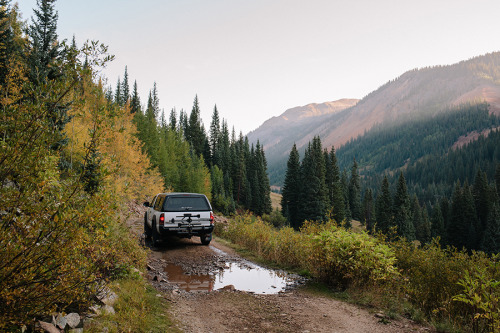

left=159, top=213, right=165, bottom=227
left=210, top=212, right=214, bottom=225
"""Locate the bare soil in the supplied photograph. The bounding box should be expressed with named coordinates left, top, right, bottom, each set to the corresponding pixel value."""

left=128, top=214, right=433, bottom=333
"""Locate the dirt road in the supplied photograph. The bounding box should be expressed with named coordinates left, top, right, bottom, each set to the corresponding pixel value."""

left=128, top=214, right=432, bottom=333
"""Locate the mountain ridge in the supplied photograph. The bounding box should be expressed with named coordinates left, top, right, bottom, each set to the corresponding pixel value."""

left=248, top=51, right=500, bottom=186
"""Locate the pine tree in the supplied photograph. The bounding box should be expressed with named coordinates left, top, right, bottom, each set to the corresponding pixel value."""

left=27, top=0, right=70, bottom=153
left=114, top=77, right=121, bottom=105
left=341, top=169, right=352, bottom=224
left=130, top=80, right=141, bottom=114
left=187, top=95, right=207, bottom=158
left=281, top=144, right=302, bottom=228
left=257, top=142, right=272, bottom=215
left=121, top=66, right=129, bottom=104
left=448, top=181, right=476, bottom=249
left=412, top=195, right=430, bottom=244
left=480, top=203, right=500, bottom=254
left=393, top=172, right=415, bottom=241
left=179, top=109, right=188, bottom=136
left=431, top=202, right=445, bottom=241
left=82, top=139, right=102, bottom=195
left=325, top=147, right=345, bottom=223
left=299, top=136, right=329, bottom=224
left=169, top=108, right=177, bottom=131
left=376, top=175, right=393, bottom=234
left=421, top=208, right=432, bottom=245
left=151, top=82, right=160, bottom=118
left=348, top=159, right=362, bottom=220
left=473, top=169, right=491, bottom=238
left=362, top=189, right=375, bottom=232
left=209, top=105, right=220, bottom=166
left=440, top=197, right=450, bottom=243
left=496, top=163, right=500, bottom=199
left=463, top=184, right=480, bottom=250
left=27, top=0, right=63, bottom=83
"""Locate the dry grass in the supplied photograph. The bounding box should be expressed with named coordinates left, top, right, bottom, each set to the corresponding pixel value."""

left=270, top=192, right=282, bottom=210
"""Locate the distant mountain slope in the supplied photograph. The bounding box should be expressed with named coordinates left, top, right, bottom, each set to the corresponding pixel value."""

left=249, top=52, right=500, bottom=186
left=248, top=99, right=359, bottom=150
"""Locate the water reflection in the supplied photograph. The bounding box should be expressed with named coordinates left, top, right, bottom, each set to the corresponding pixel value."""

left=163, top=261, right=295, bottom=294
left=213, top=262, right=294, bottom=294
left=163, top=264, right=215, bottom=292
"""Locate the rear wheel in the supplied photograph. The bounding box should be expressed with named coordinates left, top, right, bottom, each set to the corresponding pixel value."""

left=144, top=213, right=152, bottom=239
left=200, top=233, right=212, bottom=245
left=152, top=220, right=161, bottom=246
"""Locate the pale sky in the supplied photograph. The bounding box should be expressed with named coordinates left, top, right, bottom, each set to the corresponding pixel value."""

left=18, top=0, right=500, bottom=134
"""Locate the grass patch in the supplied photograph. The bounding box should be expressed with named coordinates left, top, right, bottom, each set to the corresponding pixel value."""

left=85, top=278, right=180, bottom=333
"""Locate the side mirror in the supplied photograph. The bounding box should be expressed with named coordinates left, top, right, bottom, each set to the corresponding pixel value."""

left=143, top=201, right=150, bottom=207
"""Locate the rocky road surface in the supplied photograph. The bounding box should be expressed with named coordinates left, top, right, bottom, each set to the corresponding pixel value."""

left=128, top=214, right=434, bottom=333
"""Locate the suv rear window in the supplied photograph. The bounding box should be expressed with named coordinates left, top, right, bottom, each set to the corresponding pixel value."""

left=163, top=196, right=210, bottom=212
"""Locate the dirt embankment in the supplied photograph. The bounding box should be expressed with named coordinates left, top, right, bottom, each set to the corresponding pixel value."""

left=128, top=214, right=433, bottom=333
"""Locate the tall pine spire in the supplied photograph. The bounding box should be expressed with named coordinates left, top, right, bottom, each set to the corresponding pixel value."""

left=121, top=66, right=129, bottom=104
left=394, top=172, right=415, bottom=241
left=130, top=80, right=140, bottom=113
left=27, top=0, right=62, bottom=83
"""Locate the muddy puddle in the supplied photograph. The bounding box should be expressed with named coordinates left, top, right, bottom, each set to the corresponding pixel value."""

left=163, top=247, right=298, bottom=294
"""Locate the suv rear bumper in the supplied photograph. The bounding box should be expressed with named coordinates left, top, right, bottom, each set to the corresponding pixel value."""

left=159, top=225, right=214, bottom=237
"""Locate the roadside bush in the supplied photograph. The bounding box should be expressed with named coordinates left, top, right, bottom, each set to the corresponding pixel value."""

left=262, top=208, right=288, bottom=228
left=218, top=215, right=398, bottom=288
left=303, top=221, right=398, bottom=288
left=394, top=239, right=500, bottom=331
left=453, top=264, right=500, bottom=333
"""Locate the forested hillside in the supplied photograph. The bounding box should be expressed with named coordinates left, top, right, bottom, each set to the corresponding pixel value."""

left=260, top=52, right=500, bottom=186
left=337, top=102, right=500, bottom=199
left=0, top=0, right=272, bottom=328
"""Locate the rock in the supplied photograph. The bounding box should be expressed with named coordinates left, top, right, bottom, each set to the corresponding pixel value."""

left=89, top=305, right=101, bottom=315
left=68, top=329, right=84, bottom=333
left=102, top=305, right=115, bottom=315
left=82, top=317, right=94, bottom=329
left=375, top=313, right=386, bottom=319
left=54, top=313, right=67, bottom=329
left=146, top=264, right=153, bottom=271
left=99, top=289, right=118, bottom=306
left=65, top=313, right=80, bottom=328
left=39, top=321, right=60, bottom=333
left=220, top=285, right=235, bottom=292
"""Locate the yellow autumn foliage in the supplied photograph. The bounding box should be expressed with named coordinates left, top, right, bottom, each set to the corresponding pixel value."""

left=67, top=78, right=164, bottom=203
left=0, top=38, right=163, bottom=329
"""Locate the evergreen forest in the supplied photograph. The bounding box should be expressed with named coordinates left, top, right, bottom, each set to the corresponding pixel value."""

left=109, top=71, right=273, bottom=215
left=281, top=103, right=500, bottom=253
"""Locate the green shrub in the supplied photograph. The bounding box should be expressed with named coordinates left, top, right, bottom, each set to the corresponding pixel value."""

left=218, top=215, right=398, bottom=288
left=394, top=239, right=500, bottom=330
left=262, top=209, right=288, bottom=228
left=304, top=224, right=398, bottom=288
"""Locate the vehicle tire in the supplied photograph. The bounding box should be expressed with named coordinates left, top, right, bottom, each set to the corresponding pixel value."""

left=144, top=213, right=152, bottom=239
left=200, top=233, right=212, bottom=245
left=152, top=220, right=161, bottom=246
